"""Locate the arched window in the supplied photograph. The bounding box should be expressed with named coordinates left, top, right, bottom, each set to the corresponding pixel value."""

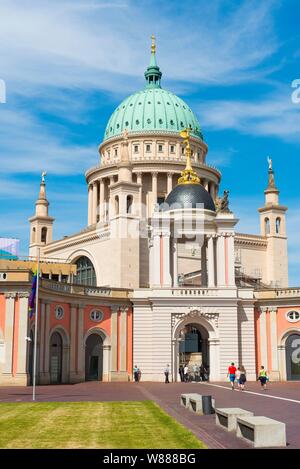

left=276, top=217, right=281, bottom=234
left=265, top=218, right=270, bottom=235
left=41, top=227, right=47, bottom=243
left=115, top=196, right=119, bottom=216
left=127, top=195, right=133, bottom=214
left=32, top=227, right=36, bottom=243
left=74, top=256, right=96, bottom=286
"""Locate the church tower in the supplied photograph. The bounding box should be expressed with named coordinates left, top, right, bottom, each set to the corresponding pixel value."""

left=258, top=159, right=288, bottom=287
left=29, top=172, right=54, bottom=257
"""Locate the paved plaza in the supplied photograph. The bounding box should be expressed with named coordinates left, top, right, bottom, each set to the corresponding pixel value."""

left=0, top=381, right=299, bottom=449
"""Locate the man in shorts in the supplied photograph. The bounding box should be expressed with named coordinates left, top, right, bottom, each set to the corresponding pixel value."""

left=227, top=362, right=237, bottom=390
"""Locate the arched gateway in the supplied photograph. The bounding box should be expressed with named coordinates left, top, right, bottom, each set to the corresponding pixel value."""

left=85, top=334, right=103, bottom=381
left=172, top=309, right=220, bottom=382
left=285, top=333, right=300, bottom=380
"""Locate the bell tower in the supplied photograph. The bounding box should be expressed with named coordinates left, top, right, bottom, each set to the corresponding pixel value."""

left=29, top=172, right=54, bottom=257
left=258, top=158, right=288, bottom=287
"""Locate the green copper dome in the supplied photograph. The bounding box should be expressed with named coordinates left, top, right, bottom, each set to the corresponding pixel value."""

left=104, top=44, right=203, bottom=141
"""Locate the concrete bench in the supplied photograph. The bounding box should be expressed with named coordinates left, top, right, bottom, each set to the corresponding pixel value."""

left=215, top=408, right=253, bottom=432
left=180, top=393, right=201, bottom=408
left=189, top=395, right=215, bottom=415
left=236, top=416, right=286, bottom=448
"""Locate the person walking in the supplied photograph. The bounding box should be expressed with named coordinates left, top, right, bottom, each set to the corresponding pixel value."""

left=179, top=365, right=184, bottom=382
left=227, top=362, right=237, bottom=390
left=164, top=364, right=170, bottom=383
left=133, top=365, right=139, bottom=382
left=238, top=365, right=247, bottom=391
left=258, top=365, right=268, bottom=390
left=236, top=367, right=241, bottom=389
left=183, top=364, right=189, bottom=382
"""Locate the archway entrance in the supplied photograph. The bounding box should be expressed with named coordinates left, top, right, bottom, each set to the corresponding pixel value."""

left=85, top=334, right=103, bottom=381
left=286, top=333, right=300, bottom=380
left=50, top=332, right=63, bottom=384
left=178, top=323, right=209, bottom=381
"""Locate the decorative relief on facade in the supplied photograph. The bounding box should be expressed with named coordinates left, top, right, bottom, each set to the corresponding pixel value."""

left=171, top=307, right=219, bottom=330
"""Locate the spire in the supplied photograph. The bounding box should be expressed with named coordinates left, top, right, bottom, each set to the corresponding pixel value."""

left=35, top=171, right=49, bottom=217
left=144, top=34, right=162, bottom=88
left=178, top=128, right=200, bottom=185
left=264, top=157, right=279, bottom=206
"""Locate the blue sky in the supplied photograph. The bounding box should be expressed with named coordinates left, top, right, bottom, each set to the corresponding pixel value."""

left=0, top=0, right=300, bottom=284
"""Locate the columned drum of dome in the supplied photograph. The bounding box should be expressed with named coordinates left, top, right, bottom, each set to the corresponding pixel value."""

left=104, top=43, right=203, bottom=141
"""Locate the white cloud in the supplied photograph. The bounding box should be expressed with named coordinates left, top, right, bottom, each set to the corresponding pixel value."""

left=0, top=107, right=97, bottom=175
left=0, top=0, right=279, bottom=96
left=197, top=90, right=300, bottom=142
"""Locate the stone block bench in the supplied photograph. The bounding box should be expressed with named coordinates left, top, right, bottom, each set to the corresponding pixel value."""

left=215, top=408, right=253, bottom=432
left=236, top=416, right=286, bottom=448
left=180, top=393, right=202, bottom=408
left=189, top=395, right=215, bottom=415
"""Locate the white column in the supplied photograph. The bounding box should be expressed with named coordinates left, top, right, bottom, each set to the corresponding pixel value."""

left=207, top=235, right=215, bottom=287
left=99, top=178, right=105, bottom=221
left=152, top=172, right=158, bottom=211
left=217, top=234, right=226, bottom=286
left=120, top=307, right=128, bottom=372
left=259, top=307, right=268, bottom=369
left=162, top=231, right=172, bottom=287
left=208, top=339, right=220, bottom=381
left=227, top=234, right=235, bottom=286
left=103, top=345, right=111, bottom=382
left=167, top=172, right=173, bottom=195
left=92, top=181, right=98, bottom=224
left=173, top=238, right=178, bottom=287
left=137, top=173, right=142, bottom=217
left=4, top=293, right=16, bottom=374
left=39, top=302, right=46, bottom=375
left=17, top=294, right=29, bottom=376
left=270, top=307, right=279, bottom=372
left=152, top=232, right=161, bottom=286
left=77, top=304, right=84, bottom=380
left=44, top=302, right=51, bottom=381
left=88, top=184, right=93, bottom=225
left=201, top=238, right=207, bottom=287
left=110, top=306, right=119, bottom=373
left=70, top=304, right=77, bottom=381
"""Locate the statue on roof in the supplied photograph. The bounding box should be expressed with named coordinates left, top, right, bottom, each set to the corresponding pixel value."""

left=267, top=156, right=272, bottom=171
left=41, top=171, right=47, bottom=183
left=216, top=190, right=231, bottom=213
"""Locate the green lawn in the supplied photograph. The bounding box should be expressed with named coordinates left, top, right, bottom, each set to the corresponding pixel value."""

left=0, top=401, right=206, bottom=449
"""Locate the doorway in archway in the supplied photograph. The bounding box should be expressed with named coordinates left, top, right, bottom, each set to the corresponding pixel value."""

left=179, top=323, right=209, bottom=381
left=50, top=332, right=63, bottom=384
left=286, top=333, right=300, bottom=380
left=85, top=334, right=103, bottom=381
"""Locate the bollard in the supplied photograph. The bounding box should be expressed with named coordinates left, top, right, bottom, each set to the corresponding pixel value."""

left=202, top=395, right=214, bottom=415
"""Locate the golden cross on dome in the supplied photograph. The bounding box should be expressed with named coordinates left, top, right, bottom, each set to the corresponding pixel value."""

left=151, top=34, right=156, bottom=54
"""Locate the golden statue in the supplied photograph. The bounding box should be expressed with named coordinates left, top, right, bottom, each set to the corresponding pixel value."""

left=178, top=128, right=200, bottom=185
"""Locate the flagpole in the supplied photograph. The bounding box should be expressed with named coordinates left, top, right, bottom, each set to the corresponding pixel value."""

left=32, top=248, right=40, bottom=401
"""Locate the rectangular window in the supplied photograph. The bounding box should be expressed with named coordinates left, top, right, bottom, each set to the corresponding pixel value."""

left=146, top=144, right=151, bottom=152
left=181, top=147, right=184, bottom=155
left=170, top=145, right=175, bottom=153
left=134, top=145, right=139, bottom=153
left=114, top=148, right=118, bottom=156
left=158, top=144, right=163, bottom=152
